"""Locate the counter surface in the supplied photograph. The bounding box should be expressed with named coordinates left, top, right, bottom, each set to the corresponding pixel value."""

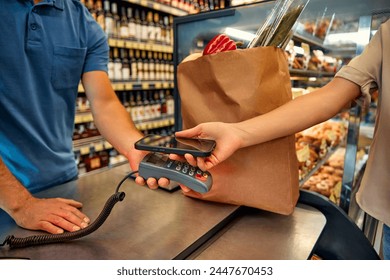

left=0, top=164, right=325, bottom=260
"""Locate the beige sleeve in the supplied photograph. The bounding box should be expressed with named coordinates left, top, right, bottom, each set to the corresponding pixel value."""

left=335, top=20, right=386, bottom=107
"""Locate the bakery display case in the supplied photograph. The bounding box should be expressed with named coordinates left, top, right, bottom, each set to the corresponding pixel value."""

left=173, top=0, right=390, bottom=237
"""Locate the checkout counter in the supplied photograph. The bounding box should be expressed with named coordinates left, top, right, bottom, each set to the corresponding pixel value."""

left=0, top=164, right=379, bottom=260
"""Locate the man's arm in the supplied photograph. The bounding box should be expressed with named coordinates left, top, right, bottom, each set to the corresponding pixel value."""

left=81, top=71, right=145, bottom=171
left=0, top=156, right=90, bottom=233
left=81, top=71, right=169, bottom=188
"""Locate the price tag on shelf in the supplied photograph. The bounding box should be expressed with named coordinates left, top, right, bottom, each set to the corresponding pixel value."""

left=82, top=113, right=94, bottom=123
left=162, top=82, right=169, bottom=88
left=125, top=41, right=133, bottom=48
left=80, top=146, right=90, bottom=155
left=142, top=83, right=149, bottom=90
left=78, top=84, right=84, bottom=92
left=74, top=114, right=83, bottom=124
left=137, top=123, right=147, bottom=131
left=104, top=141, right=113, bottom=149
left=125, top=83, right=133, bottom=90
left=108, top=38, right=117, bottom=47
left=155, top=82, right=162, bottom=89
left=116, top=40, right=125, bottom=48
left=114, top=83, right=125, bottom=91
left=94, top=142, right=104, bottom=152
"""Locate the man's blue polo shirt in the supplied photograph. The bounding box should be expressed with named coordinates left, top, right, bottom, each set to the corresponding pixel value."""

left=0, top=0, right=109, bottom=193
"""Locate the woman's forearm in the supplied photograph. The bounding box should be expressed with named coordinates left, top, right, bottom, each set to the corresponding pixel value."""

left=234, top=77, right=361, bottom=148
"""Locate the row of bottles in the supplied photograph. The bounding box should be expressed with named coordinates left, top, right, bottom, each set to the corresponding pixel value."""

left=74, top=89, right=174, bottom=128
left=73, top=122, right=100, bottom=141
left=108, top=48, right=174, bottom=81
left=77, top=0, right=178, bottom=174
left=119, top=89, right=175, bottom=122
left=75, top=126, right=175, bottom=174
left=75, top=145, right=123, bottom=174
left=155, top=0, right=229, bottom=13
left=82, top=0, right=173, bottom=45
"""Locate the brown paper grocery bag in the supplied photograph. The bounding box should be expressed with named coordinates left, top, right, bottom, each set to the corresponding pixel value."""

left=177, top=46, right=299, bottom=215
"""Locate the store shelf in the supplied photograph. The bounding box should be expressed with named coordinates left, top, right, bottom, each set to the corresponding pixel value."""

left=293, top=26, right=327, bottom=49
left=108, top=38, right=173, bottom=53
left=299, top=146, right=340, bottom=186
left=290, top=69, right=335, bottom=78
left=135, top=116, right=174, bottom=130
left=123, top=0, right=188, bottom=16
left=78, top=81, right=174, bottom=93
left=78, top=160, right=128, bottom=177
left=73, top=117, right=175, bottom=149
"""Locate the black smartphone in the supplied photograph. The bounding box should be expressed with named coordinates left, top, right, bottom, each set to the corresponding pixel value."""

left=134, top=134, right=216, bottom=157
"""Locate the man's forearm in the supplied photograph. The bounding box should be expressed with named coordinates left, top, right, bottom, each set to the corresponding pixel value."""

left=92, top=99, right=143, bottom=156
left=0, top=157, right=32, bottom=215
left=82, top=71, right=144, bottom=157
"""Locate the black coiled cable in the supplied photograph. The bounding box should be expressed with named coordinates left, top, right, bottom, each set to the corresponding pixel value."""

left=1, top=171, right=137, bottom=249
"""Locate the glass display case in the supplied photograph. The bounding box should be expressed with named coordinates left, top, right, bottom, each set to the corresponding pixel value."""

left=172, top=0, right=390, bottom=245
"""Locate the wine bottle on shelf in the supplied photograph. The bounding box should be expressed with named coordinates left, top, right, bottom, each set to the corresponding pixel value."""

left=159, top=89, right=167, bottom=117
left=86, top=0, right=97, bottom=20
left=142, top=50, right=149, bottom=80
left=104, top=0, right=114, bottom=37
left=119, top=6, right=129, bottom=39
left=162, top=52, right=169, bottom=80
left=140, top=10, right=148, bottom=42
left=154, top=13, right=162, bottom=43
left=95, top=0, right=105, bottom=31
left=136, top=91, right=145, bottom=121
left=129, top=92, right=137, bottom=121
left=127, top=7, right=136, bottom=40
left=121, top=48, right=130, bottom=81
left=129, top=49, right=138, bottom=81
left=108, top=48, right=115, bottom=80
left=85, top=146, right=102, bottom=172
left=120, top=91, right=129, bottom=108
left=209, top=0, right=215, bottom=11
left=111, top=2, right=120, bottom=38
left=147, top=91, right=155, bottom=120
left=163, top=16, right=171, bottom=45
left=79, top=124, right=90, bottom=139
left=148, top=51, right=155, bottom=81
left=153, top=91, right=162, bottom=119
left=168, top=53, right=174, bottom=80
left=134, top=9, right=142, bottom=41
left=193, top=0, right=200, bottom=12
left=98, top=149, right=109, bottom=168
left=73, top=125, right=81, bottom=141
left=76, top=151, right=87, bottom=175
left=154, top=52, right=161, bottom=80
left=166, top=89, right=174, bottom=116
left=87, top=122, right=100, bottom=137
left=142, top=91, right=151, bottom=121
left=147, top=11, right=155, bottom=43
left=113, top=47, right=123, bottom=81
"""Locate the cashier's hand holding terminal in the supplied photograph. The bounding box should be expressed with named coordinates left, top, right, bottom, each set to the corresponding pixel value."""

left=134, top=135, right=215, bottom=193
